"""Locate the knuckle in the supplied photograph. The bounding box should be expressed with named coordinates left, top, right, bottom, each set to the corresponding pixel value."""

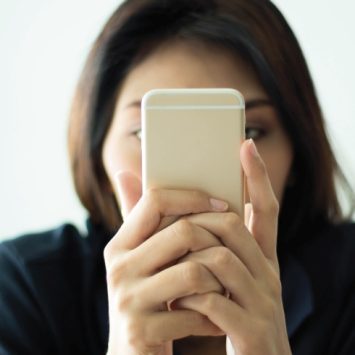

left=182, top=261, right=204, bottom=290
left=270, top=197, right=280, bottom=216
left=144, top=188, right=161, bottom=208
left=103, top=243, right=112, bottom=262
left=173, top=220, right=196, bottom=252
left=189, top=311, right=223, bottom=336
left=115, top=288, right=136, bottom=312
left=190, top=189, right=207, bottom=201
left=223, top=212, right=242, bottom=230
left=268, top=198, right=280, bottom=216
left=174, top=219, right=194, bottom=238
left=191, top=312, right=209, bottom=332
left=189, top=190, right=210, bottom=211
left=105, top=254, right=130, bottom=285
left=103, top=238, right=116, bottom=262
left=103, top=232, right=124, bottom=263
left=213, top=247, right=234, bottom=268
left=201, top=293, right=219, bottom=312
left=269, top=274, right=282, bottom=298
left=204, top=321, right=224, bottom=337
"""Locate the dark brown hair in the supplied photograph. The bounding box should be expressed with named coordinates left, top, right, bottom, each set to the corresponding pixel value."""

left=68, top=0, right=354, bottom=246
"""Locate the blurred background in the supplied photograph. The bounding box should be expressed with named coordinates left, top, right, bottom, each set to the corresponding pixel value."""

left=0, top=0, right=354, bottom=240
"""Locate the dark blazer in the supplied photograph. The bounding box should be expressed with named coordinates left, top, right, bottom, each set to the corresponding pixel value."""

left=0, top=219, right=354, bottom=354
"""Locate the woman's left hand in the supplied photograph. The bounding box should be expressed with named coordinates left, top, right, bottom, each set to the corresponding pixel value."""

left=172, top=139, right=292, bottom=355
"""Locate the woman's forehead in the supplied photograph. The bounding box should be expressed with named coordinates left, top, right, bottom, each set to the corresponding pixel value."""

left=116, top=39, right=268, bottom=110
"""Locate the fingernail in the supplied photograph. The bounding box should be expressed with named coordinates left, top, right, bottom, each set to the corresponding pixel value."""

left=248, top=139, right=259, bottom=158
left=209, top=198, right=229, bottom=211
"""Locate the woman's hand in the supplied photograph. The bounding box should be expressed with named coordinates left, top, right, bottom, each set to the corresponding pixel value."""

left=172, top=139, right=292, bottom=355
left=104, top=175, right=229, bottom=355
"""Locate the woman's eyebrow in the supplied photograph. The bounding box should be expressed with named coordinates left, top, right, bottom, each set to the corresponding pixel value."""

left=125, top=98, right=273, bottom=110
left=246, top=98, right=273, bottom=110
left=125, top=100, right=141, bottom=110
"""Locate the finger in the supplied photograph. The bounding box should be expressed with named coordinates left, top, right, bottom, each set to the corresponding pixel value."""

left=107, top=188, right=228, bottom=251
left=145, top=310, right=224, bottom=344
left=114, top=170, right=179, bottom=231
left=114, top=171, right=142, bottom=220
left=131, top=219, right=221, bottom=275
left=172, top=292, right=246, bottom=338
left=240, top=139, right=279, bottom=263
left=178, top=246, right=258, bottom=310
left=139, top=261, right=224, bottom=308
left=114, top=171, right=179, bottom=231
left=185, top=212, right=267, bottom=278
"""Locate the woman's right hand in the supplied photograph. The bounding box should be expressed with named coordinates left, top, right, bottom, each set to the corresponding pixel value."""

left=104, top=172, right=228, bottom=355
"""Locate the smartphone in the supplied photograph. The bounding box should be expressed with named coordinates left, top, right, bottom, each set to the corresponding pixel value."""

left=141, top=88, right=245, bottom=216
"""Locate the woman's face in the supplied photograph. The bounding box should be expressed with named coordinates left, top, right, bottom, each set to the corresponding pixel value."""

left=102, top=40, right=293, bottom=206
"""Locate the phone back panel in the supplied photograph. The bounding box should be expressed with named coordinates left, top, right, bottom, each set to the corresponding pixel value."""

left=142, top=88, right=245, bottom=216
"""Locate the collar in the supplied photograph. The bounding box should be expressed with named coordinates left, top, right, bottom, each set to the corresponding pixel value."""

left=280, top=252, right=314, bottom=337
left=85, top=217, right=111, bottom=350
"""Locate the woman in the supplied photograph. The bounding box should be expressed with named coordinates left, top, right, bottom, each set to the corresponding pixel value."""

left=0, top=0, right=354, bottom=354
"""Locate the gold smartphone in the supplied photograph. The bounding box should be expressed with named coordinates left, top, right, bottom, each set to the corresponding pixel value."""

left=142, top=88, right=245, bottom=216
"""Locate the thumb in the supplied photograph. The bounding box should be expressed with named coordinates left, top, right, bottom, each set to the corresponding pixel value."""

left=114, top=171, right=142, bottom=221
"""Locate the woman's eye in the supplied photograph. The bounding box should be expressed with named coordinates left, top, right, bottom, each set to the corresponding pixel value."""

left=245, top=127, right=265, bottom=140
left=134, top=129, right=142, bottom=140
left=134, top=127, right=264, bottom=140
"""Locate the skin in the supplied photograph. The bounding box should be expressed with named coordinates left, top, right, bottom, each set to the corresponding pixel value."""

left=102, top=40, right=293, bottom=355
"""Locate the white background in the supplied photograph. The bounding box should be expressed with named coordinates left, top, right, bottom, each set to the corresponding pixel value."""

left=0, top=0, right=354, bottom=240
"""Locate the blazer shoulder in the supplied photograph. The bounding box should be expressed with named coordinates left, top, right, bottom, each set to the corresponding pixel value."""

left=0, top=223, right=87, bottom=265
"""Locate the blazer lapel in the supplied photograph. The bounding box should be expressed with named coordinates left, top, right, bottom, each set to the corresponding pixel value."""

left=280, top=253, right=314, bottom=337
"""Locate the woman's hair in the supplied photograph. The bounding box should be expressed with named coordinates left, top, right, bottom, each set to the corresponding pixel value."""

left=68, top=0, right=354, bottom=246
